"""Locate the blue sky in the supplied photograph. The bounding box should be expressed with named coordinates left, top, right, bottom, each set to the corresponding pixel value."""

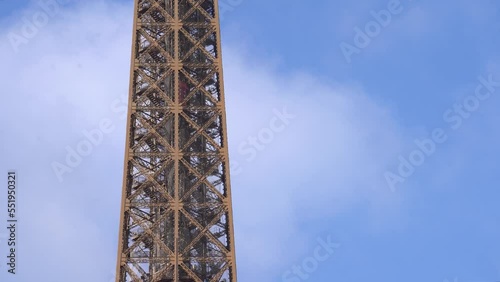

left=0, top=0, right=500, bottom=281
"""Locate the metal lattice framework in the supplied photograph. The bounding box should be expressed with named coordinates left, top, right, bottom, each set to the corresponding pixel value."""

left=115, top=0, right=237, bottom=281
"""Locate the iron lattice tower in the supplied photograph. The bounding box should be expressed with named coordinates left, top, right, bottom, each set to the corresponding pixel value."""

left=115, top=0, right=237, bottom=281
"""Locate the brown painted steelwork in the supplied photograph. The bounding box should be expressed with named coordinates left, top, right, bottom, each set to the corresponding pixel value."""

left=115, top=1, right=237, bottom=281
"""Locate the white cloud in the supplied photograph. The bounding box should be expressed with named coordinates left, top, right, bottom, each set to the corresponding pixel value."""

left=223, top=50, right=408, bottom=279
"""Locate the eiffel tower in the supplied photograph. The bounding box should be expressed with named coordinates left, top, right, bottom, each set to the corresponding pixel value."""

left=115, top=1, right=237, bottom=281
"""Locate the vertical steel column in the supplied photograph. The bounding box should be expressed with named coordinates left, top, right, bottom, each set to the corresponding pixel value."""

left=115, top=1, right=237, bottom=281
